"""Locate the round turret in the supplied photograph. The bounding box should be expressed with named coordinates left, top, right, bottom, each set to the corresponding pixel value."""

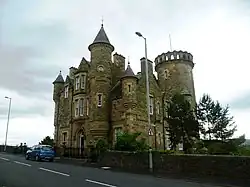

left=121, top=62, right=138, bottom=105
left=53, top=71, right=64, bottom=102
left=155, top=50, right=196, bottom=105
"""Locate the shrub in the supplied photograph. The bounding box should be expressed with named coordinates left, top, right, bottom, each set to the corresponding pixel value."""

left=114, top=132, right=148, bottom=152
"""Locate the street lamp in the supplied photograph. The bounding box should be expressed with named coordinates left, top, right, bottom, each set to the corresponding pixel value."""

left=4, top=96, right=12, bottom=152
left=135, top=31, right=153, bottom=172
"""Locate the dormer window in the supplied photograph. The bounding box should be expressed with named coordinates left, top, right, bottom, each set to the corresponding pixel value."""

left=81, top=74, right=86, bottom=89
left=97, top=93, right=102, bottom=107
left=64, top=86, right=69, bottom=98
left=149, top=96, right=154, bottom=115
left=75, top=76, right=80, bottom=90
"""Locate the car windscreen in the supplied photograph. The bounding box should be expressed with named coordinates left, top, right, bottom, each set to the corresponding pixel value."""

left=41, top=146, right=53, bottom=151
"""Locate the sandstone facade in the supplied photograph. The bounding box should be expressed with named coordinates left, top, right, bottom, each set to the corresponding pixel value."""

left=52, top=24, right=196, bottom=150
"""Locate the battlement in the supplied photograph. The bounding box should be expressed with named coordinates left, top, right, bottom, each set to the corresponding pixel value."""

left=113, top=52, right=125, bottom=59
left=155, top=50, right=193, bottom=67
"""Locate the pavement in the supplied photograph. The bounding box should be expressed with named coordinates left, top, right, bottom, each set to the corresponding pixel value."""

left=0, top=153, right=236, bottom=187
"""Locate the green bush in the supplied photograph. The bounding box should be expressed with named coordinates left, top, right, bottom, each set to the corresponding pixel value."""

left=96, top=139, right=108, bottom=153
left=114, top=132, right=148, bottom=152
left=237, top=146, right=250, bottom=156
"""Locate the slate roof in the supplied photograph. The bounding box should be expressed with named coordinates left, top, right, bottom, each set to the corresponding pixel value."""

left=121, top=62, right=137, bottom=79
left=92, top=24, right=111, bottom=45
left=53, top=71, right=64, bottom=84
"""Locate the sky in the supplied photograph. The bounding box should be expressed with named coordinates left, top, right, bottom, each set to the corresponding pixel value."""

left=0, top=0, right=250, bottom=146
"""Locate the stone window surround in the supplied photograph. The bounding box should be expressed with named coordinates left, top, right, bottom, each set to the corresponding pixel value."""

left=156, top=101, right=160, bottom=115
left=164, top=100, right=170, bottom=117
left=64, top=85, right=69, bottom=98
left=75, top=76, right=80, bottom=90
left=75, top=99, right=79, bottom=117
left=74, top=95, right=87, bottom=117
left=97, top=93, right=103, bottom=107
left=80, top=73, right=87, bottom=90
left=79, top=98, right=84, bottom=116
left=75, top=72, right=87, bottom=91
left=128, top=84, right=131, bottom=92
left=114, top=127, right=123, bottom=142
left=149, top=95, right=154, bottom=115
left=62, top=131, right=67, bottom=142
left=86, top=98, right=89, bottom=116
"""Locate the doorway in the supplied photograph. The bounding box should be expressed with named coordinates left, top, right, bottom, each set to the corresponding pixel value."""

left=79, top=133, right=84, bottom=156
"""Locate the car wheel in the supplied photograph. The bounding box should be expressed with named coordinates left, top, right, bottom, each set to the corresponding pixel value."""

left=35, top=155, right=40, bottom=161
left=25, top=154, right=29, bottom=160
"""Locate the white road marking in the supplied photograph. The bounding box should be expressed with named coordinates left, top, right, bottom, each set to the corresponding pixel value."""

left=39, top=167, right=70, bottom=177
left=14, top=161, right=31, bottom=167
left=0, top=157, right=9, bottom=161
left=85, top=179, right=117, bottom=187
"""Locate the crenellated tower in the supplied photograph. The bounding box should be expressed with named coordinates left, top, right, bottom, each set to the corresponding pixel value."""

left=88, top=24, right=114, bottom=140
left=155, top=50, right=196, bottom=106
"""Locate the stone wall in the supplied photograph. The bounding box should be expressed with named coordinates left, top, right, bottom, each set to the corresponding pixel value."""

left=98, top=151, right=250, bottom=185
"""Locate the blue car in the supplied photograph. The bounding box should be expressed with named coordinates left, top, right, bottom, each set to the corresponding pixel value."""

left=25, top=145, right=55, bottom=162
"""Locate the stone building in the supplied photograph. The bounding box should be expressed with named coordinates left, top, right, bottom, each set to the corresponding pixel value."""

left=52, top=24, right=196, bottom=150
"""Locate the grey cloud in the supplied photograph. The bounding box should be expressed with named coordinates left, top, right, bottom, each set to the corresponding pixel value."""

left=0, top=100, right=53, bottom=119
left=0, top=21, right=72, bottom=98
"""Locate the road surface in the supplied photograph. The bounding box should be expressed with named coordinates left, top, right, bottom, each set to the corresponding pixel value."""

left=0, top=153, right=227, bottom=187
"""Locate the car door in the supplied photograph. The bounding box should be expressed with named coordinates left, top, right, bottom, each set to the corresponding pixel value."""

left=34, top=146, right=41, bottom=157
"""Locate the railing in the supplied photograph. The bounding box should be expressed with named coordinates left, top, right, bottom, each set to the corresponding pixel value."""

left=54, top=146, right=100, bottom=161
left=0, top=145, right=28, bottom=155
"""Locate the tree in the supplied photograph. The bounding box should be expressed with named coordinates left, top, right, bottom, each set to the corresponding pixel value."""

left=197, top=94, right=236, bottom=141
left=213, top=105, right=237, bottom=141
left=114, top=132, right=148, bottom=151
left=39, top=136, right=54, bottom=146
left=166, top=93, right=200, bottom=152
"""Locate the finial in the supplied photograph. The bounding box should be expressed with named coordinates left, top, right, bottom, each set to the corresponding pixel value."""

left=128, top=56, right=130, bottom=65
left=101, top=16, right=104, bottom=27
left=59, top=70, right=62, bottom=75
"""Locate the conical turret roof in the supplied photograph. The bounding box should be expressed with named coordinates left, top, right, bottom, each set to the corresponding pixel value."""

left=88, top=24, right=114, bottom=51
left=92, top=24, right=111, bottom=44
left=121, top=62, right=137, bottom=79
left=53, top=71, right=64, bottom=84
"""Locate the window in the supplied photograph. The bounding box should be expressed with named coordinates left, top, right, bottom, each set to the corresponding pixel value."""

left=75, top=99, right=79, bottom=116
left=149, top=96, right=154, bottom=115
left=128, top=84, right=131, bottom=92
left=165, top=101, right=170, bottom=117
left=64, top=86, right=69, bottom=98
left=97, top=94, right=102, bottom=107
left=81, top=74, right=86, bottom=89
left=75, top=76, right=80, bottom=90
left=86, top=98, right=89, bottom=116
left=156, top=102, right=160, bottom=115
left=114, top=127, right=122, bottom=141
left=79, top=98, right=84, bottom=116
left=62, top=132, right=67, bottom=142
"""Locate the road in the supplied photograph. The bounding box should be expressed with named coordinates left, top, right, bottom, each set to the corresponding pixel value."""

left=0, top=153, right=226, bottom=187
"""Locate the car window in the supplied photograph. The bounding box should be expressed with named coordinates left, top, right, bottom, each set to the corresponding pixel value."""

left=41, top=146, right=53, bottom=151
